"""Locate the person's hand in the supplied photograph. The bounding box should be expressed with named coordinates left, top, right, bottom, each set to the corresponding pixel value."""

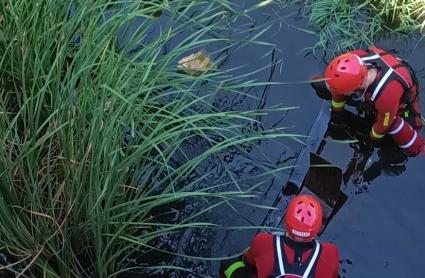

left=330, top=110, right=349, bottom=129
left=354, top=131, right=381, bottom=152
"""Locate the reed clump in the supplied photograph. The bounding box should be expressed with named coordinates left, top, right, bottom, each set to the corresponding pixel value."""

left=0, top=0, right=296, bottom=277
left=295, top=0, right=425, bottom=53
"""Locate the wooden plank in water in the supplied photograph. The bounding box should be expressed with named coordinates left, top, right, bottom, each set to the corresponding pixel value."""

left=261, top=100, right=332, bottom=228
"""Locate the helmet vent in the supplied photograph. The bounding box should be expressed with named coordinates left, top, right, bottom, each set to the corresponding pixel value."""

left=301, top=217, right=305, bottom=222
left=334, top=74, right=339, bottom=77
left=345, top=59, right=350, bottom=62
left=307, top=211, right=311, bottom=217
left=337, top=59, right=341, bottom=64
left=310, top=203, right=314, bottom=208
left=341, top=66, right=346, bottom=70
left=297, top=209, right=302, bottom=214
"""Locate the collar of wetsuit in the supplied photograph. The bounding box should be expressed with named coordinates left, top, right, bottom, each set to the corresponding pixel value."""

left=284, top=236, right=314, bottom=251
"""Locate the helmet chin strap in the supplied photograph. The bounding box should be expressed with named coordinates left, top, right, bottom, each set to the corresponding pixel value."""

left=360, top=85, right=368, bottom=98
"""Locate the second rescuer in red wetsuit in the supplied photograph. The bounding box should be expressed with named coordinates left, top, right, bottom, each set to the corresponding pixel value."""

left=312, top=46, right=424, bottom=156
left=220, top=195, right=340, bottom=278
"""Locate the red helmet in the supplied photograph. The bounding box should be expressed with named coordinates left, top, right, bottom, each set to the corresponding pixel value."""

left=284, top=194, right=323, bottom=242
left=325, top=53, right=367, bottom=95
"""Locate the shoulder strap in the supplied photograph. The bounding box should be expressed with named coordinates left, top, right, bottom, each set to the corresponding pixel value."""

left=369, top=48, right=411, bottom=88
left=301, top=241, right=321, bottom=278
left=370, top=67, right=394, bottom=101
left=273, top=236, right=322, bottom=278
left=275, top=235, right=286, bottom=276
left=360, top=48, right=413, bottom=103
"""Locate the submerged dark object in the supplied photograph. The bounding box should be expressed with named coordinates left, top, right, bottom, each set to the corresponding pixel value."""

left=281, top=152, right=347, bottom=234
left=298, top=153, right=347, bottom=234
left=263, top=101, right=346, bottom=232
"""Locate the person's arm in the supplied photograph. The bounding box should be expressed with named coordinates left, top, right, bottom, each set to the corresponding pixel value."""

left=220, top=258, right=249, bottom=278
left=244, top=233, right=274, bottom=275
left=331, top=94, right=348, bottom=112
left=243, top=236, right=258, bottom=270
left=333, top=247, right=340, bottom=278
left=316, top=243, right=340, bottom=278
left=370, top=81, right=404, bottom=140
left=219, top=235, right=262, bottom=278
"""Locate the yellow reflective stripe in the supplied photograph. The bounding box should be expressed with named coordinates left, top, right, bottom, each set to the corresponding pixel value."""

left=224, top=261, right=246, bottom=278
left=383, top=112, right=390, bottom=127
left=331, top=100, right=346, bottom=109
left=371, top=127, right=385, bottom=139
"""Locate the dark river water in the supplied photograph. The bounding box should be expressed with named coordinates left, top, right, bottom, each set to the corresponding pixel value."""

left=119, top=2, right=425, bottom=277
left=265, top=6, right=425, bottom=278
left=204, top=3, right=425, bottom=278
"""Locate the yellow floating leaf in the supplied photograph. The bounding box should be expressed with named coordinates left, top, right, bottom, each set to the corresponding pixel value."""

left=177, top=51, right=213, bottom=76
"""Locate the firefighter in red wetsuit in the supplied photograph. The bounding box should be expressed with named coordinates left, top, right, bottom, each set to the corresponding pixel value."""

left=312, top=46, right=424, bottom=156
left=220, top=194, right=339, bottom=278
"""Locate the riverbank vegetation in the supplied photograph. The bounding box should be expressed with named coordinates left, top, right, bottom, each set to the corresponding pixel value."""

left=0, top=0, right=293, bottom=277
left=297, top=0, right=425, bottom=53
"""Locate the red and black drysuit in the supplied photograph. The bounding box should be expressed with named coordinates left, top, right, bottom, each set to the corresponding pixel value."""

left=242, top=233, right=339, bottom=278
left=331, top=47, right=424, bottom=156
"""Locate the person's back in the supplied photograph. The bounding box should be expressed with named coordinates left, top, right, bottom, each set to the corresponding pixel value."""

left=220, top=195, right=340, bottom=278
left=244, top=232, right=339, bottom=278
